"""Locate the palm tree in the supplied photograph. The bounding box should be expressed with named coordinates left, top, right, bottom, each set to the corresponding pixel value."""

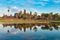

left=7, top=6, right=11, bottom=16
left=8, top=9, right=10, bottom=12
left=7, top=9, right=10, bottom=16
left=33, top=27, right=37, bottom=32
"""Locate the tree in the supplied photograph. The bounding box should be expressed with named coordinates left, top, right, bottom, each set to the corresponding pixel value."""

left=41, top=13, right=49, bottom=17
left=30, top=11, right=32, bottom=16
left=58, top=14, right=60, bottom=20
left=53, top=13, right=58, bottom=20
left=48, top=12, right=53, bottom=20
left=8, top=9, right=10, bottom=12
left=33, top=12, right=37, bottom=16
left=33, top=27, right=37, bottom=32
left=41, top=13, right=48, bottom=20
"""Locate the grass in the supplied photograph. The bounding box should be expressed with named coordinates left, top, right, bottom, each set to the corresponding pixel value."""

left=0, top=18, right=60, bottom=23
left=0, top=19, right=37, bottom=23
left=0, top=19, right=50, bottom=23
left=49, top=20, right=60, bottom=22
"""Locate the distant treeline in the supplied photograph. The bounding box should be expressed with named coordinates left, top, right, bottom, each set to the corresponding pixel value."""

left=2, top=9, right=60, bottom=20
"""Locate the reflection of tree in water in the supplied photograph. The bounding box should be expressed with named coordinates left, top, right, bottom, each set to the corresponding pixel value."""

left=14, top=24, right=19, bottom=29
left=33, top=26, right=37, bottom=32
left=41, top=24, right=53, bottom=31
left=37, top=23, right=41, bottom=27
left=7, top=30, right=10, bottom=33
left=2, top=23, right=60, bottom=32
left=52, top=24, right=58, bottom=30
left=41, top=24, right=59, bottom=31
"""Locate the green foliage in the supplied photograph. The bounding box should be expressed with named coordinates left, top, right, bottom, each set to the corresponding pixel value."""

left=33, top=12, right=37, bottom=16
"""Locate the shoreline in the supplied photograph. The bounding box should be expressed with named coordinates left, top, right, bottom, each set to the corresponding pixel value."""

left=0, top=22, right=50, bottom=24
left=0, top=19, right=60, bottom=24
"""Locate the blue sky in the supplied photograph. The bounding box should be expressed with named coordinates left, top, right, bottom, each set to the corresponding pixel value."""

left=0, top=0, right=60, bottom=16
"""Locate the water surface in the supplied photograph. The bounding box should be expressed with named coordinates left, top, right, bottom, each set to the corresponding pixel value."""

left=0, top=23, right=60, bottom=40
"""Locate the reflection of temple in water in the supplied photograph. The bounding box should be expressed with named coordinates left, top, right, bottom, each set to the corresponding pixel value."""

left=2, top=23, right=59, bottom=32
left=3, top=24, right=35, bottom=32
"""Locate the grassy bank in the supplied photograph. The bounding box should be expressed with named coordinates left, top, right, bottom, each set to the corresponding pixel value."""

left=0, top=19, right=60, bottom=23
left=0, top=19, right=50, bottom=23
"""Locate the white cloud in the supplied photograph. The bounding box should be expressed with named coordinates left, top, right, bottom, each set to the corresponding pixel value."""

left=9, top=6, right=19, bottom=10
left=27, top=0, right=48, bottom=6
left=0, top=7, right=8, bottom=17
left=8, top=6, right=21, bottom=13
left=54, top=0, right=60, bottom=3
left=38, top=2, right=48, bottom=6
left=42, top=0, right=49, bottom=1
left=8, top=29, right=19, bottom=34
left=0, top=7, right=16, bottom=16
left=0, top=4, right=2, bottom=6
left=0, top=6, right=39, bottom=17
left=25, top=8, right=41, bottom=15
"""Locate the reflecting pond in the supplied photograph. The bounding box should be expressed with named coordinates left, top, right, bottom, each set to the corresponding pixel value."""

left=0, top=23, right=60, bottom=40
